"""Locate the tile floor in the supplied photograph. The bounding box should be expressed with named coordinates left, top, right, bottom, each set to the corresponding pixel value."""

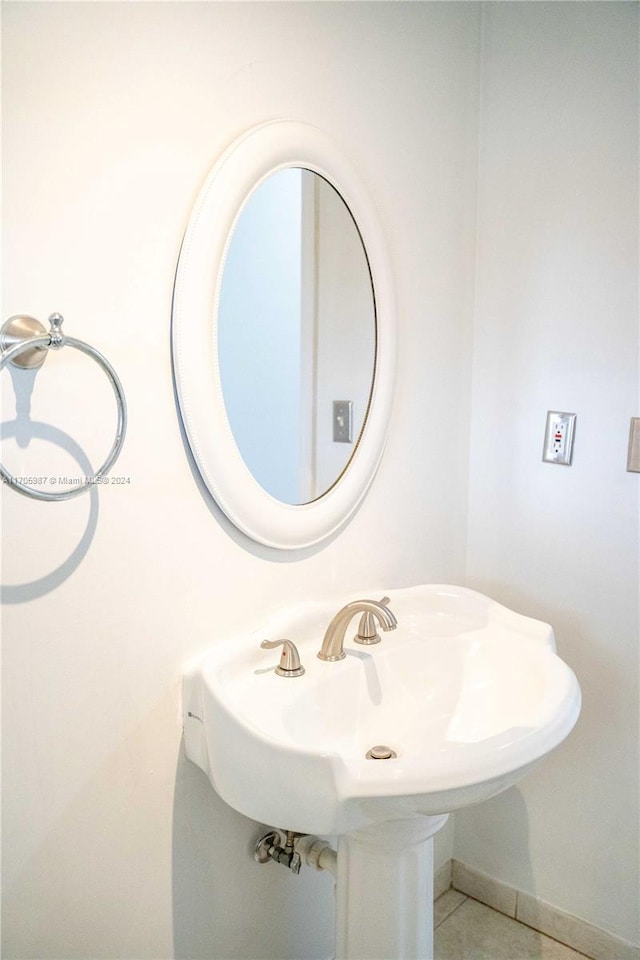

left=434, top=890, right=591, bottom=960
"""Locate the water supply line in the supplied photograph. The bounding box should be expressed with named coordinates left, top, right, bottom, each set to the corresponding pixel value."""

left=254, top=829, right=337, bottom=878
left=294, top=833, right=337, bottom=877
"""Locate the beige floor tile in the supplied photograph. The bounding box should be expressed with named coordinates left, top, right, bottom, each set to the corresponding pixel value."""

left=435, top=889, right=468, bottom=929
left=435, top=897, right=590, bottom=960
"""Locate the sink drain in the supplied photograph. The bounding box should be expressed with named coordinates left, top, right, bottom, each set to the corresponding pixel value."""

left=366, top=745, right=397, bottom=760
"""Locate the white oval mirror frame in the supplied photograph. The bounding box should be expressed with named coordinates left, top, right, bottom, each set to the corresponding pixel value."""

left=172, top=120, right=396, bottom=550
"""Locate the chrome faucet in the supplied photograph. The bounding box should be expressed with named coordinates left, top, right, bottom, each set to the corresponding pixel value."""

left=317, top=598, right=398, bottom=661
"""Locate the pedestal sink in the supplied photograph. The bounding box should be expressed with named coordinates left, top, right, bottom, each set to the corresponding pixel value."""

left=183, top=584, right=581, bottom=959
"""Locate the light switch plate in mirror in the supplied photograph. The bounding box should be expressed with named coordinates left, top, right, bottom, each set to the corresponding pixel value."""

left=333, top=401, right=353, bottom=443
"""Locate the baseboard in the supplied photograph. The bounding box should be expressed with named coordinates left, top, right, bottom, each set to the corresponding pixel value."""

left=444, top=859, right=640, bottom=960
left=434, top=859, right=453, bottom=901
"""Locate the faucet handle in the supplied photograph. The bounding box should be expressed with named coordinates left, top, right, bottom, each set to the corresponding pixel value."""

left=260, top=639, right=305, bottom=677
left=354, top=596, right=391, bottom=646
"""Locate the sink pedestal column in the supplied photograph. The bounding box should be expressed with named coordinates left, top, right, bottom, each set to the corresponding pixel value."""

left=335, top=815, right=449, bottom=960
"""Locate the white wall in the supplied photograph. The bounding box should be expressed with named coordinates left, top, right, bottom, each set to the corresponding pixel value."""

left=458, top=1, right=639, bottom=947
left=1, top=3, right=480, bottom=957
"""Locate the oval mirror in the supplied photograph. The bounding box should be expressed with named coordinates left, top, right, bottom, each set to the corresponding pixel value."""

left=172, top=120, right=395, bottom=549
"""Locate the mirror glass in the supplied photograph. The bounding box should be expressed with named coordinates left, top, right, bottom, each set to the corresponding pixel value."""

left=217, top=168, right=376, bottom=505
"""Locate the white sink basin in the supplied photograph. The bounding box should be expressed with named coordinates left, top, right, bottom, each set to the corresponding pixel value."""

left=183, top=584, right=581, bottom=835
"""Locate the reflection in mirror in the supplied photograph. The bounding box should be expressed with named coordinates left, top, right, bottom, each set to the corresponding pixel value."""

left=218, top=168, right=376, bottom=505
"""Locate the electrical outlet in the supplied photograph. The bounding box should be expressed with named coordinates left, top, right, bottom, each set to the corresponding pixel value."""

left=627, top=418, right=640, bottom=473
left=543, top=411, right=576, bottom=465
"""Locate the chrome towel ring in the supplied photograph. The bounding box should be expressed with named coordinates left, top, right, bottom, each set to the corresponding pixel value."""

left=0, top=312, right=127, bottom=501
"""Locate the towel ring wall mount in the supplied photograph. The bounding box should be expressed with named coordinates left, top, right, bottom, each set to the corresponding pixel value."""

left=0, top=313, right=127, bottom=501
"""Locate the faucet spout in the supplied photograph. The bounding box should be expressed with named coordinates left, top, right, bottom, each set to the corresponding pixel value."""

left=317, top=599, right=397, bottom=662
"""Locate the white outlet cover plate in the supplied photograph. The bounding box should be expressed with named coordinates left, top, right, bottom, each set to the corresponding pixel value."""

left=543, top=411, right=576, bottom=465
left=627, top=418, right=640, bottom=473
